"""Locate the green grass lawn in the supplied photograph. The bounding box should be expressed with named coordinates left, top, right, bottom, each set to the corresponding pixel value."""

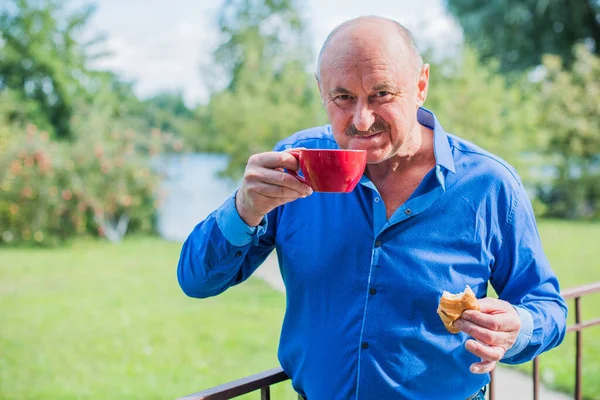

left=0, top=219, right=599, bottom=399
left=0, top=238, right=297, bottom=399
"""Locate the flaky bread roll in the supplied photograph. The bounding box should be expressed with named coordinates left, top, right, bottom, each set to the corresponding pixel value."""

left=437, top=285, right=480, bottom=334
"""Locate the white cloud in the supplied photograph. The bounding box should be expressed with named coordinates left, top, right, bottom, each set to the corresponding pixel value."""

left=89, top=5, right=219, bottom=105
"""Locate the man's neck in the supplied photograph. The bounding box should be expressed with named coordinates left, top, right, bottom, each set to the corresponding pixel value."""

left=366, top=123, right=435, bottom=183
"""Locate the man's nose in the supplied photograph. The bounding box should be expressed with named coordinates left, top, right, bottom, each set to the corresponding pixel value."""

left=352, top=100, right=375, bottom=132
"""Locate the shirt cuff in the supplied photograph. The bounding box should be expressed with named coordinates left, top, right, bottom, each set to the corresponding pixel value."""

left=502, top=305, right=533, bottom=360
left=215, top=191, right=267, bottom=247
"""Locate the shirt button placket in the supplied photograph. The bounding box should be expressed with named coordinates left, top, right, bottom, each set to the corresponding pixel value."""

left=365, top=239, right=381, bottom=359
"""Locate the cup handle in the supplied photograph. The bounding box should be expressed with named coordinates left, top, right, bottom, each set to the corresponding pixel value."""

left=287, top=150, right=309, bottom=186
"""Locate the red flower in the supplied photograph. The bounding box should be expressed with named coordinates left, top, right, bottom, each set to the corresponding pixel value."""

left=121, top=195, right=133, bottom=207
left=172, top=140, right=184, bottom=152
left=94, top=145, right=104, bottom=158
left=10, top=160, right=22, bottom=174
left=21, top=187, right=33, bottom=198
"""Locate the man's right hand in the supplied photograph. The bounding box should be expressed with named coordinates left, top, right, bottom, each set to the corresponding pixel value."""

left=235, top=150, right=313, bottom=227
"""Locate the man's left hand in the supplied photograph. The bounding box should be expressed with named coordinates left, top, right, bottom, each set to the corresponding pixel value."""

left=453, top=297, right=521, bottom=374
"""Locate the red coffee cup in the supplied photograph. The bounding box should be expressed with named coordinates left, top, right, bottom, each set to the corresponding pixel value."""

left=287, top=149, right=367, bottom=193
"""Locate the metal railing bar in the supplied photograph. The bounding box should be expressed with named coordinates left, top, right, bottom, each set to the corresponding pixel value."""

left=177, top=367, right=288, bottom=400
left=566, top=318, right=600, bottom=333
left=562, top=282, right=600, bottom=299
left=533, top=357, right=540, bottom=400
left=575, top=297, right=582, bottom=400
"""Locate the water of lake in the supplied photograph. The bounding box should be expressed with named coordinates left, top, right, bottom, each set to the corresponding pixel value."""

left=156, top=153, right=239, bottom=241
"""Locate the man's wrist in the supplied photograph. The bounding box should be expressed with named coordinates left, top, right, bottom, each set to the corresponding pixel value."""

left=235, top=191, right=265, bottom=227
left=216, top=192, right=265, bottom=246
left=502, top=306, right=533, bottom=360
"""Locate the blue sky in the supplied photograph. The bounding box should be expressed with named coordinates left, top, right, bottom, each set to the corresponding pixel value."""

left=86, top=0, right=462, bottom=106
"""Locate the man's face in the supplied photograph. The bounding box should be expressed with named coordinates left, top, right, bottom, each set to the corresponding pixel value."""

left=317, top=42, right=429, bottom=164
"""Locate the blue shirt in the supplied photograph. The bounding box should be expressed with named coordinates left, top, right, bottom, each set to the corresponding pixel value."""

left=177, top=108, right=567, bottom=400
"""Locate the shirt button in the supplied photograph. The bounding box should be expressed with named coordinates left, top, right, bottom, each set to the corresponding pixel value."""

left=374, top=197, right=380, bottom=202
left=235, top=251, right=243, bottom=257
left=374, top=240, right=382, bottom=248
left=361, top=342, right=369, bottom=349
left=369, top=287, right=377, bottom=295
left=405, top=209, right=412, bottom=215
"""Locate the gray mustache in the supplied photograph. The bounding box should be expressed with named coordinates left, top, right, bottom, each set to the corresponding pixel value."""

left=345, top=119, right=390, bottom=137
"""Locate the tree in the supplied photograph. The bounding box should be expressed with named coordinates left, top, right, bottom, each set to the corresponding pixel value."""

left=536, top=45, right=600, bottom=219
left=0, top=0, right=106, bottom=139
left=203, top=0, right=326, bottom=179
left=140, top=91, right=198, bottom=148
left=424, top=46, right=540, bottom=180
left=446, top=0, right=600, bottom=72
left=213, top=0, right=311, bottom=91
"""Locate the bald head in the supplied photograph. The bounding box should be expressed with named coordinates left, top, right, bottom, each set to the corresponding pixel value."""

left=316, top=16, right=423, bottom=81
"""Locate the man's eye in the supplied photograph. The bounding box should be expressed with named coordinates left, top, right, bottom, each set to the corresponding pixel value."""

left=333, top=95, right=352, bottom=104
left=376, top=91, right=390, bottom=97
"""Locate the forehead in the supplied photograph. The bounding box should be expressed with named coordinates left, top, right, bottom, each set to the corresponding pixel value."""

left=321, top=55, right=409, bottom=92
left=319, top=32, right=414, bottom=91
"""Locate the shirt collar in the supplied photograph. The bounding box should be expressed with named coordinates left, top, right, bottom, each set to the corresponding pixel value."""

left=417, top=107, right=455, bottom=174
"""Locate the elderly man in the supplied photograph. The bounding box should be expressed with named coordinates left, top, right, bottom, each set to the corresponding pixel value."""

left=177, top=16, right=567, bottom=400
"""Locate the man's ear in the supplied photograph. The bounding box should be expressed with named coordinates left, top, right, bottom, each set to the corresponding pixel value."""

left=416, top=63, right=430, bottom=108
left=315, top=73, right=325, bottom=105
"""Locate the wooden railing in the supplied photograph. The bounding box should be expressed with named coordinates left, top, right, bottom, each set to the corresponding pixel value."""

left=178, top=282, right=600, bottom=400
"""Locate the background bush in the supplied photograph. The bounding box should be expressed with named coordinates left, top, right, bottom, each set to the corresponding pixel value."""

left=0, top=124, right=181, bottom=246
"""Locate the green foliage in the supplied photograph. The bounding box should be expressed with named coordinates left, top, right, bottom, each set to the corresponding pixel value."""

left=206, top=61, right=325, bottom=178
left=0, top=88, right=18, bottom=152
left=138, top=91, right=200, bottom=151
left=424, top=44, right=600, bottom=221
left=425, top=46, right=539, bottom=177
left=536, top=45, right=600, bottom=219
left=0, top=0, right=196, bottom=247
left=0, top=125, right=86, bottom=246
left=0, top=0, right=106, bottom=139
left=69, top=127, right=177, bottom=240
left=204, top=0, right=327, bottom=179
left=215, top=0, right=310, bottom=91
left=446, top=0, right=600, bottom=72
left=0, top=0, right=200, bottom=147
left=0, top=124, right=181, bottom=246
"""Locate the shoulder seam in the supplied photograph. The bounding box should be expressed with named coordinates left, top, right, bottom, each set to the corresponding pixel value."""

left=449, top=144, right=520, bottom=184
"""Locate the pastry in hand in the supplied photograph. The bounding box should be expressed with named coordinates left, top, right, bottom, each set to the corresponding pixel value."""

left=437, top=285, right=480, bottom=334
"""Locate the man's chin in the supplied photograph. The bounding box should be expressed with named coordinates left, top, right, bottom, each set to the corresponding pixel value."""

left=365, top=149, right=391, bottom=164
